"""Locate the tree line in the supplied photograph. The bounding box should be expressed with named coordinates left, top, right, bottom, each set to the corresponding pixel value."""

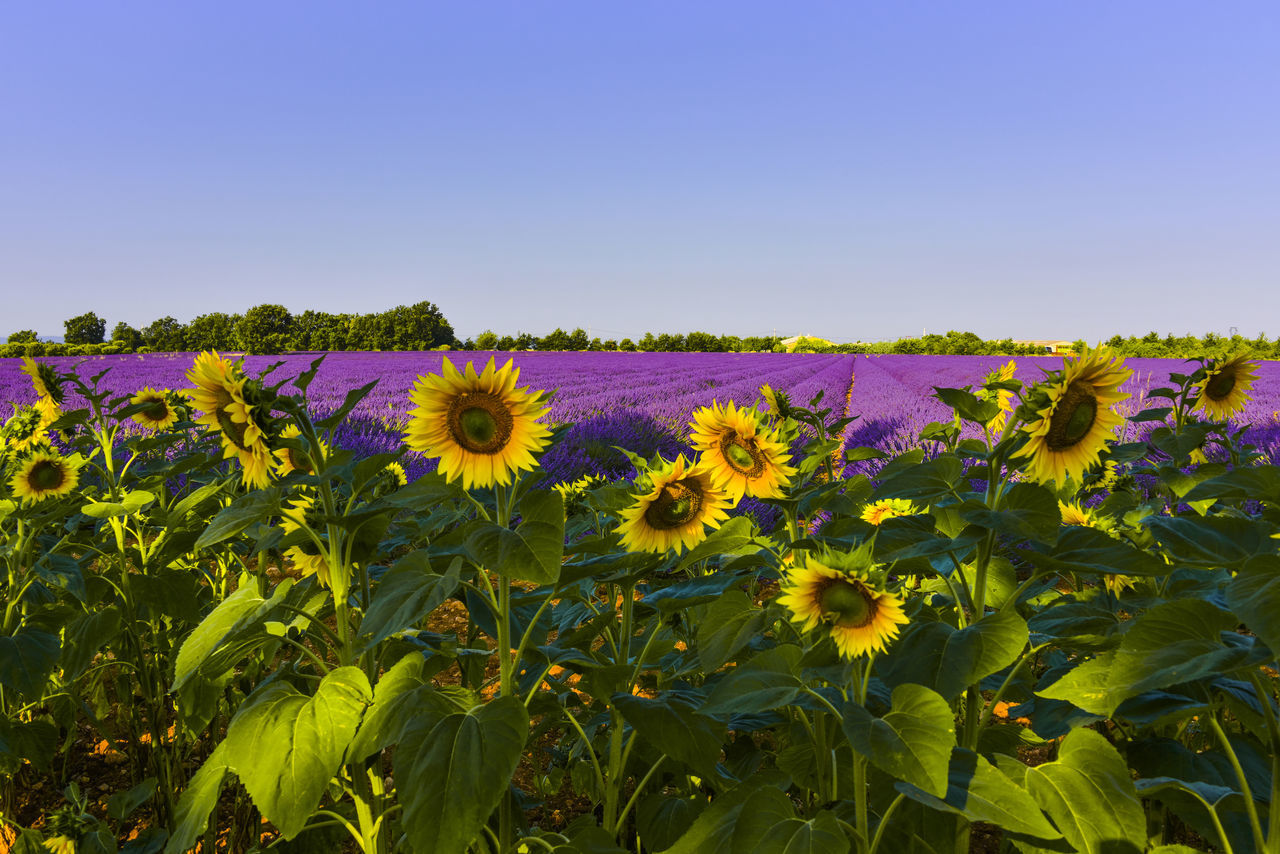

left=4, top=311, right=1276, bottom=360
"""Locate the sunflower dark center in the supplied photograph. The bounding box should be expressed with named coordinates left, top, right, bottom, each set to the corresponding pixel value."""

left=1046, top=380, right=1098, bottom=450
left=818, top=578, right=876, bottom=628
left=143, top=399, right=170, bottom=421
left=719, top=433, right=765, bottom=477
left=1205, top=370, right=1236, bottom=401
left=29, top=460, right=65, bottom=491
left=447, top=393, right=514, bottom=454
left=643, top=479, right=704, bottom=530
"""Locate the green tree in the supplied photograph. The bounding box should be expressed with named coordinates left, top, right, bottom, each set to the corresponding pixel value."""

left=618, top=338, right=636, bottom=352
left=142, top=316, right=188, bottom=352
left=236, top=304, right=295, bottom=355
left=567, top=328, right=590, bottom=350
left=685, top=331, right=722, bottom=352
left=110, top=322, right=143, bottom=350
left=539, top=328, right=572, bottom=350
left=385, top=302, right=454, bottom=350
left=187, top=312, right=239, bottom=351
left=64, top=311, right=106, bottom=345
left=7, top=329, right=38, bottom=344
left=474, top=330, right=499, bottom=350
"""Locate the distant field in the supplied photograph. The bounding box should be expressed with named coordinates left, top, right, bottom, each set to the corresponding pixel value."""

left=4, top=351, right=1278, bottom=478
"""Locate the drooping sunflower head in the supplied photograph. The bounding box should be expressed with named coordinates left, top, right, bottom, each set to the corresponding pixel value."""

left=1058, top=500, right=1095, bottom=527
left=616, top=455, right=734, bottom=554
left=185, top=351, right=274, bottom=489
left=9, top=448, right=80, bottom=502
left=130, top=387, right=181, bottom=431
left=777, top=560, right=909, bottom=659
left=384, top=461, right=408, bottom=487
left=1193, top=353, right=1259, bottom=421
left=274, top=424, right=327, bottom=476
left=404, top=357, right=552, bottom=490
left=860, top=498, right=923, bottom=526
left=1016, top=348, right=1132, bottom=487
left=759, top=384, right=793, bottom=419
left=280, top=494, right=332, bottom=587
left=20, top=356, right=66, bottom=406
left=688, top=400, right=796, bottom=500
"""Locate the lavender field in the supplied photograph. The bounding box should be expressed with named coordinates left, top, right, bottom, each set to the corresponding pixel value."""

left=4, top=350, right=1279, bottom=483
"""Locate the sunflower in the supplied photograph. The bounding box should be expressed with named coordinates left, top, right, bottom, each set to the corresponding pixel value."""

left=404, top=357, right=552, bottom=490
left=130, top=387, right=181, bottom=431
left=185, top=351, right=274, bottom=489
left=689, top=400, right=796, bottom=500
left=1193, top=353, right=1259, bottom=420
left=3, top=406, right=53, bottom=454
left=978, top=360, right=1018, bottom=434
left=10, top=448, right=80, bottom=502
left=384, top=461, right=408, bottom=487
left=860, top=498, right=922, bottom=526
left=1017, top=348, right=1132, bottom=487
left=616, top=456, right=733, bottom=554
left=274, top=424, right=327, bottom=476
left=20, top=355, right=63, bottom=427
left=777, top=561, right=908, bottom=658
left=280, top=494, right=332, bottom=587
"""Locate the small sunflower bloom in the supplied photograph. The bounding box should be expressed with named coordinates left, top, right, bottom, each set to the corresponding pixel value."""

left=10, top=448, right=80, bottom=502
left=384, top=461, right=408, bottom=487
left=43, top=834, right=77, bottom=854
left=280, top=494, right=332, bottom=587
left=1193, top=353, right=1259, bottom=420
left=616, top=456, right=733, bottom=554
left=861, top=498, right=923, bottom=526
left=3, top=406, right=53, bottom=454
left=1058, top=500, right=1095, bottom=527
left=130, top=387, right=181, bottom=431
left=1017, top=348, right=1132, bottom=487
left=778, top=561, right=909, bottom=658
left=405, top=357, right=552, bottom=490
left=689, top=400, right=796, bottom=500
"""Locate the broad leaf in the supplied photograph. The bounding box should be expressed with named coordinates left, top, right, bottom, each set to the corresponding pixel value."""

left=612, top=692, right=726, bottom=778
left=358, top=553, right=461, bottom=651
left=223, top=667, right=372, bottom=839
left=466, top=489, right=565, bottom=584
left=703, top=646, right=804, bottom=714
left=697, top=590, right=769, bottom=672
left=935, top=609, right=1028, bottom=701
left=0, top=629, right=60, bottom=700
left=843, top=684, right=955, bottom=797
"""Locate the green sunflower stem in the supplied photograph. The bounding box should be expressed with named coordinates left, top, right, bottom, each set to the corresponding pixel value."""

left=852, top=657, right=870, bottom=853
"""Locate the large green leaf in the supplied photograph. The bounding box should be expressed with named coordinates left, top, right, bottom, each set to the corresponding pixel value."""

left=59, top=607, right=121, bottom=681
left=658, top=775, right=783, bottom=854
left=703, top=646, right=803, bottom=715
left=873, top=456, right=965, bottom=503
left=697, top=590, right=769, bottom=672
left=397, top=695, right=529, bottom=854
left=1182, top=465, right=1280, bottom=503
left=612, top=692, right=726, bottom=778
left=958, top=483, right=1060, bottom=546
left=164, top=742, right=230, bottom=854
left=358, top=553, right=461, bottom=651
left=172, top=576, right=294, bottom=691
left=223, top=667, right=372, bottom=839
left=194, top=488, right=280, bottom=550
left=346, top=655, right=460, bottom=763
left=1227, top=555, right=1280, bottom=659
left=935, top=609, right=1028, bottom=701
left=465, top=489, right=565, bottom=584
left=1025, top=728, right=1145, bottom=854
left=1143, top=516, right=1275, bottom=568
left=896, top=749, right=1063, bottom=843
left=726, top=787, right=799, bottom=852
left=1018, top=525, right=1170, bottom=578
left=0, top=628, right=60, bottom=699
left=753, top=812, right=850, bottom=854
left=677, top=517, right=761, bottom=571
left=1039, top=599, right=1245, bottom=716
left=843, top=684, right=955, bottom=797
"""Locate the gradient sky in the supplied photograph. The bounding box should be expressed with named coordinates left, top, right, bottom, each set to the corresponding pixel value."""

left=3, top=2, right=1277, bottom=344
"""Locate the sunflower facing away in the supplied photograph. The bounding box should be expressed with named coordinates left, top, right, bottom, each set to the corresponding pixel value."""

left=1058, top=500, right=1095, bottom=527
left=616, top=455, right=733, bottom=554
left=274, top=424, right=328, bottom=476
left=186, top=351, right=274, bottom=489
left=280, top=494, right=332, bottom=587
left=1018, top=348, right=1132, bottom=487
left=978, top=360, right=1018, bottom=434
left=10, top=448, right=80, bottom=502
left=404, top=357, right=551, bottom=490
left=778, top=561, right=909, bottom=658
left=130, top=387, right=181, bottom=431
left=689, top=400, right=796, bottom=500
left=1193, top=353, right=1259, bottom=420
left=3, top=406, right=52, bottom=454
left=860, top=498, right=922, bottom=526
left=20, top=356, right=64, bottom=424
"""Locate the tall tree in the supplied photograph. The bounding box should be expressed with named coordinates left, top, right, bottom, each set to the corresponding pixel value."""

left=236, top=304, right=295, bottom=355
left=7, top=330, right=38, bottom=343
left=385, top=302, right=454, bottom=349
left=142, top=316, right=188, bottom=352
left=64, top=311, right=106, bottom=345
left=187, top=312, right=239, bottom=351
left=110, top=322, right=143, bottom=350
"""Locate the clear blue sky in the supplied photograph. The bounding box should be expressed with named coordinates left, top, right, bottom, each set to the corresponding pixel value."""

left=3, top=2, right=1277, bottom=343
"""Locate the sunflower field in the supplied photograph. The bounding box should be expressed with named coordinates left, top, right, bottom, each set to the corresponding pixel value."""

left=1, top=347, right=1278, bottom=854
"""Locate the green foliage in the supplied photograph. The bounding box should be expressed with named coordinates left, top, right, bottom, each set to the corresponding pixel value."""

left=236, top=303, right=295, bottom=354
left=63, top=310, right=106, bottom=345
